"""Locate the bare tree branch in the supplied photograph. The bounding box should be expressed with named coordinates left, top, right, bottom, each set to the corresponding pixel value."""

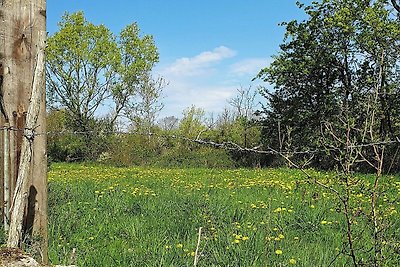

left=391, top=0, right=400, bottom=12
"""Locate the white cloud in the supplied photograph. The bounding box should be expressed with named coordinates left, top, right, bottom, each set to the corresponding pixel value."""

left=163, top=46, right=237, bottom=77
left=230, top=57, right=271, bottom=76
left=156, top=46, right=239, bottom=117
left=155, top=48, right=268, bottom=118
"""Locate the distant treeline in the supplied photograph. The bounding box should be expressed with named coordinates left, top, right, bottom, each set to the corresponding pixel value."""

left=46, top=1, right=400, bottom=173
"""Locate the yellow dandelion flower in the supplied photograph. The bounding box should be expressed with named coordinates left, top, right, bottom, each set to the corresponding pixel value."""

left=289, top=258, right=297, bottom=264
left=275, top=249, right=283, bottom=255
left=274, top=207, right=282, bottom=213
left=278, top=234, right=285, bottom=239
left=265, top=236, right=273, bottom=241
left=176, top=243, right=183, bottom=248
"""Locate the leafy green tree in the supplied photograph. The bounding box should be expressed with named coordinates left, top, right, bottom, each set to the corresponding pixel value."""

left=257, top=0, right=400, bottom=169
left=46, top=12, right=159, bottom=161
left=178, top=106, right=207, bottom=139
left=113, top=23, right=160, bottom=124
left=257, top=0, right=400, bottom=265
left=47, top=109, right=113, bottom=162
left=46, top=12, right=159, bottom=132
left=46, top=12, right=118, bottom=131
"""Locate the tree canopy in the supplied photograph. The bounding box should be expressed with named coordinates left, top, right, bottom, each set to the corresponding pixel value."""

left=257, top=0, right=400, bottom=170
left=46, top=12, right=159, bottom=131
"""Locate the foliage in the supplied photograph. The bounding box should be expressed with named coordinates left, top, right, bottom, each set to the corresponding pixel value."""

left=45, top=13, right=261, bottom=166
left=47, top=164, right=400, bottom=266
left=127, top=75, right=166, bottom=133
left=46, top=12, right=159, bottom=132
left=257, top=0, right=400, bottom=171
left=104, top=124, right=236, bottom=169
left=47, top=103, right=261, bottom=167
left=47, top=109, right=113, bottom=162
left=257, top=1, right=400, bottom=265
left=113, top=23, right=160, bottom=125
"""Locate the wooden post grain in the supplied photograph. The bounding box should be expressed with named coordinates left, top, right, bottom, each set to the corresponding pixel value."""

left=1, top=0, right=48, bottom=263
left=7, top=30, right=46, bottom=248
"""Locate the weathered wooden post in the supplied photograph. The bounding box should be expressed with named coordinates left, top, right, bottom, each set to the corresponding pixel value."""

left=0, top=0, right=48, bottom=263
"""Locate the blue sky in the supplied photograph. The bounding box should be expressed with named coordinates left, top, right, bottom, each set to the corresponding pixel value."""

left=47, top=1, right=310, bottom=118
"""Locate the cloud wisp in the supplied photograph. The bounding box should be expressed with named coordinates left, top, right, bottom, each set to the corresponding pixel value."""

left=229, top=57, right=271, bottom=77
left=157, top=46, right=268, bottom=118
left=163, top=46, right=237, bottom=77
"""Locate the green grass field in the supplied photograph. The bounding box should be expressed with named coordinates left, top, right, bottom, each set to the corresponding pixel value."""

left=47, top=163, right=400, bottom=266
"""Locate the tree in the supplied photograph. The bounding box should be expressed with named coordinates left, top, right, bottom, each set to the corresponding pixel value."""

left=46, top=12, right=159, bottom=132
left=229, top=85, right=258, bottom=120
left=46, top=12, right=118, bottom=131
left=257, top=0, right=400, bottom=265
left=158, top=116, right=179, bottom=131
left=228, top=85, right=260, bottom=147
left=257, top=0, right=400, bottom=168
left=113, top=22, right=160, bottom=125
left=127, top=74, right=166, bottom=134
left=179, top=106, right=207, bottom=139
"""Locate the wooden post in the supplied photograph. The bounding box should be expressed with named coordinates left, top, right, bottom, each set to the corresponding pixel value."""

left=0, top=0, right=48, bottom=263
left=7, top=29, right=46, bottom=246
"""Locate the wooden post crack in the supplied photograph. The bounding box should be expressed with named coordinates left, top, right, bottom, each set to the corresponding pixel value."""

left=7, top=30, right=45, bottom=248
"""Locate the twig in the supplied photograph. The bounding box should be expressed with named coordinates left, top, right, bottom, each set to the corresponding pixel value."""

left=193, top=227, right=203, bottom=267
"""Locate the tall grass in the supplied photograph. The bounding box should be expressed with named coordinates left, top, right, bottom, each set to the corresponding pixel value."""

left=48, top=163, right=400, bottom=266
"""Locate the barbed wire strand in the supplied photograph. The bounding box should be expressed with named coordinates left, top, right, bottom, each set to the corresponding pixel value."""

left=0, top=125, right=399, bottom=156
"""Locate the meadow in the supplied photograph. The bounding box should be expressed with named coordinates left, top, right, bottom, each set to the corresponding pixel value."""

left=47, top=163, right=400, bottom=266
